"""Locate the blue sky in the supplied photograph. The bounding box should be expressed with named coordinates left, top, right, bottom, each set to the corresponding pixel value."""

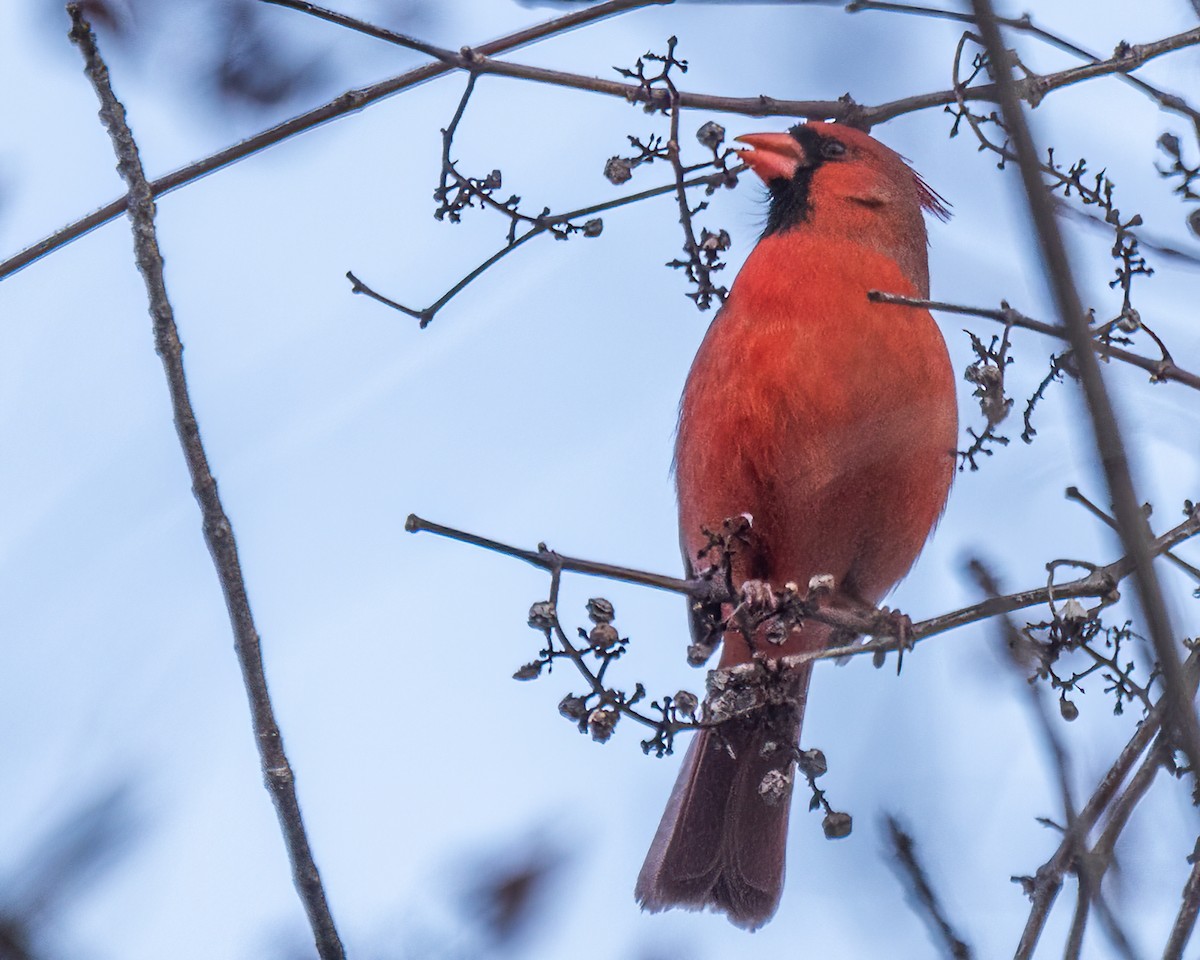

left=2, top=1, right=1200, bottom=957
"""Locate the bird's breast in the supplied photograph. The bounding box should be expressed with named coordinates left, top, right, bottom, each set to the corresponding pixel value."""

left=675, top=234, right=957, bottom=609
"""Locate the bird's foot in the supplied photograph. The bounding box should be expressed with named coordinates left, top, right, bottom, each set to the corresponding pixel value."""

left=871, top=606, right=913, bottom=674
left=727, top=579, right=781, bottom=652
left=739, top=579, right=778, bottom=615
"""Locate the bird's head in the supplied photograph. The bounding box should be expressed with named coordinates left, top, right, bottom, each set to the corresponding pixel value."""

left=735, top=121, right=948, bottom=238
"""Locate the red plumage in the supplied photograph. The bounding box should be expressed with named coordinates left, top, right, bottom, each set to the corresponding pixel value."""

left=636, top=122, right=957, bottom=929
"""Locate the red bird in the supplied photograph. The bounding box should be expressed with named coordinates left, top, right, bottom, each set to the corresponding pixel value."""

left=635, top=122, right=957, bottom=928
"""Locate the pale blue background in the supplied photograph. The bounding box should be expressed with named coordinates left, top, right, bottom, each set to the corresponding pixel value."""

left=2, top=1, right=1200, bottom=956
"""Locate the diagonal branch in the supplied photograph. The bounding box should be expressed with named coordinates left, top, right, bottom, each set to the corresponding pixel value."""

left=66, top=8, right=344, bottom=959
left=869, top=293, right=1200, bottom=391
left=0, top=0, right=673, bottom=283
left=971, top=0, right=1200, bottom=795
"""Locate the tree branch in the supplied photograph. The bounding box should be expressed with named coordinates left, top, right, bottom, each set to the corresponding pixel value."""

left=66, top=8, right=344, bottom=959
left=8, top=7, right=1199, bottom=284
left=869, top=293, right=1200, bottom=392
left=971, top=0, right=1200, bottom=797
left=0, top=0, right=670, bottom=283
left=406, top=503, right=1200, bottom=665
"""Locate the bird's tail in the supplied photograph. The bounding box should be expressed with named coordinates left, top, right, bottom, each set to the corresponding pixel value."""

left=634, top=666, right=810, bottom=930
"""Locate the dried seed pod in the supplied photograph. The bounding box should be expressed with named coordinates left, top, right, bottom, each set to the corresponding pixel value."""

left=588, top=623, right=620, bottom=652
left=822, top=810, right=853, bottom=839
left=798, top=747, right=828, bottom=779
left=558, top=694, right=588, bottom=720
left=527, top=601, right=556, bottom=630
left=604, top=157, right=633, bottom=185
left=695, top=120, right=725, bottom=150
left=587, top=598, right=616, bottom=624
left=512, top=661, right=543, bottom=681
left=673, top=690, right=699, bottom=718
left=1058, top=598, right=1088, bottom=622
left=588, top=707, right=619, bottom=743
left=1059, top=697, right=1080, bottom=722
left=582, top=218, right=604, bottom=238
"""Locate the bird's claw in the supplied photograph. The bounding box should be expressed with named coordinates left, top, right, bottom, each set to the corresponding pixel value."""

left=870, top=606, right=913, bottom=674
left=739, top=579, right=778, bottom=616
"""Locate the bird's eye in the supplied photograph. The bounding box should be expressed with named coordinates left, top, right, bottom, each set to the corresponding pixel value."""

left=820, top=140, right=847, bottom=159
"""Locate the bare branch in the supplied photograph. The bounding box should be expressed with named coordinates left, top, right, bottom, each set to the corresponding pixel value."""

left=971, top=0, right=1200, bottom=793
left=850, top=0, right=1200, bottom=137
left=1066, top=487, right=1200, bottom=591
left=7, top=8, right=1199, bottom=284
left=66, top=8, right=344, bottom=958
left=885, top=816, right=974, bottom=959
left=1164, top=839, right=1200, bottom=960
left=406, top=504, right=1200, bottom=666
left=868, top=294, right=1200, bottom=391
left=0, top=0, right=673, bottom=283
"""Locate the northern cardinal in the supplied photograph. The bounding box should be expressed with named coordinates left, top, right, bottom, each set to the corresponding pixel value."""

left=635, top=122, right=957, bottom=928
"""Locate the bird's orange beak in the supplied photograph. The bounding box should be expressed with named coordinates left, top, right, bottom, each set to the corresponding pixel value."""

left=734, top=133, right=809, bottom=183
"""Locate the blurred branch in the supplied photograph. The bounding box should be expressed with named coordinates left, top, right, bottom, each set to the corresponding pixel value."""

left=971, top=0, right=1200, bottom=797
left=1164, top=839, right=1200, bottom=960
left=885, top=816, right=974, bottom=959
left=869, top=293, right=1200, bottom=391
left=66, top=8, right=344, bottom=959
left=1012, top=648, right=1200, bottom=955
left=971, top=561, right=1138, bottom=960
left=1066, top=487, right=1200, bottom=590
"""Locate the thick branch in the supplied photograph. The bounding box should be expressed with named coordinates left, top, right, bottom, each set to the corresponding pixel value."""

left=971, top=0, right=1200, bottom=795
left=66, top=8, right=344, bottom=959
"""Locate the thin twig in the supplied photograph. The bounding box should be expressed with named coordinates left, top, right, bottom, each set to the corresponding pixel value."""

left=869, top=293, right=1200, bottom=391
left=266, top=0, right=1200, bottom=134
left=1014, top=649, right=1200, bottom=957
left=66, top=8, right=344, bottom=959
left=351, top=165, right=740, bottom=325
left=970, top=561, right=1138, bottom=960
left=849, top=0, right=1200, bottom=138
